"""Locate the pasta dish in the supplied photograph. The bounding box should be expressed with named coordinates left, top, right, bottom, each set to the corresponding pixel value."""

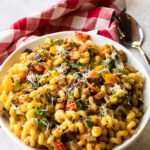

left=0, top=32, right=145, bottom=150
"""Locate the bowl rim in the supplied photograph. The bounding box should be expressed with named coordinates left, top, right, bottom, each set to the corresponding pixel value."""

left=0, top=31, right=150, bottom=150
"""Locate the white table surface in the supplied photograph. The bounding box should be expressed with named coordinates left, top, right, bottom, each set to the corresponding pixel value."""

left=0, top=0, right=150, bottom=149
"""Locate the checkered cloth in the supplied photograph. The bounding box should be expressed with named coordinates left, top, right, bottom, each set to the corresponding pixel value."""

left=0, top=0, right=125, bottom=65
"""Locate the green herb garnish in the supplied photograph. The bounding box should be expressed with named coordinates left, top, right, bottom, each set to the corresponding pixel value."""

left=88, top=47, right=94, bottom=52
left=77, top=102, right=87, bottom=110
left=91, top=57, right=94, bottom=62
left=34, top=118, right=48, bottom=128
left=35, top=106, right=46, bottom=116
left=85, top=64, right=89, bottom=69
left=49, top=67, right=53, bottom=70
left=63, top=62, right=68, bottom=65
left=39, top=118, right=48, bottom=128
left=69, top=93, right=74, bottom=99
left=71, top=63, right=80, bottom=69
left=53, top=68, right=58, bottom=72
left=93, top=63, right=100, bottom=66
left=42, top=49, right=47, bottom=55
left=50, top=39, right=54, bottom=45
left=81, top=92, right=85, bottom=100
left=38, top=63, right=42, bottom=67
left=107, top=58, right=115, bottom=69
left=85, top=118, right=93, bottom=128
left=77, top=102, right=83, bottom=110
left=46, top=88, right=50, bottom=93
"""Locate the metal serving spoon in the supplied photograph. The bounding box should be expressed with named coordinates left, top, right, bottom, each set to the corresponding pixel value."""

left=116, top=13, right=150, bottom=66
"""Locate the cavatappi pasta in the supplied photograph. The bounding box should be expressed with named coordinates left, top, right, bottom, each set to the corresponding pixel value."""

left=0, top=32, right=145, bottom=150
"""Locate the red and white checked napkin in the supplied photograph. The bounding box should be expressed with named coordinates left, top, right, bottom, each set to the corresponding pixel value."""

left=0, top=0, right=125, bottom=65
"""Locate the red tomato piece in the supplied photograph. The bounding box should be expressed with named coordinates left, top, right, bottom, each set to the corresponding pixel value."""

left=55, top=142, right=67, bottom=150
left=66, top=100, right=78, bottom=111
left=75, top=32, right=90, bottom=43
left=87, top=83, right=99, bottom=93
left=86, top=71, right=99, bottom=79
left=34, top=65, right=45, bottom=73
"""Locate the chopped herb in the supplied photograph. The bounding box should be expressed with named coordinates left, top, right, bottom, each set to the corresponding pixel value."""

left=80, top=92, right=85, bottom=100
left=85, top=118, right=93, bottom=128
left=44, top=74, right=48, bottom=78
left=107, top=59, right=115, bottom=69
left=51, top=39, right=54, bottom=45
left=46, top=88, right=50, bottom=93
left=77, top=102, right=83, bottom=110
left=71, top=63, right=80, bottom=69
left=91, top=57, right=94, bottom=62
left=63, top=62, right=68, bottom=65
left=85, top=64, right=89, bottom=69
left=96, top=105, right=100, bottom=108
left=38, top=118, right=48, bottom=128
left=106, top=87, right=109, bottom=92
left=88, top=47, right=94, bottom=52
left=69, top=93, right=74, bottom=98
left=42, top=49, right=47, bottom=55
left=81, top=119, right=84, bottom=123
left=53, top=68, right=58, bottom=72
left=70, top=93, right=74, bottom=96
left=112, top=68, right=122, bottom=73
left=35, top=105, right=47, bottom=116
left=93, top=63, right=100, bottom=66
left=95, top=48, right=99, bottom=52
left=77, top=101, right=87, bottom=110
left=107, top=59, right=112, bottom=64
left=35, top=106, right=43, bottom=116
left=49, top=67, right=53, bottom=70
left=38, top=63, right=42, bottom=67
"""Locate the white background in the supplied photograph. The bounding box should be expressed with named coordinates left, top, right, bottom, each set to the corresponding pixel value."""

left=0, top=0, right=150, bottom=149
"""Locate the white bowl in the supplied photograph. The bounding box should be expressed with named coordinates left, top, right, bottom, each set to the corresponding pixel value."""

left=0, top=31, right=150, bottom=150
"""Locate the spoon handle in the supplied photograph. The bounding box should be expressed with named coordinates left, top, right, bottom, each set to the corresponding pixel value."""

left=135, top=46, right=150, bottom=66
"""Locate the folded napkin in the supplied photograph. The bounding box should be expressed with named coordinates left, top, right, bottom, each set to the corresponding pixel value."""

left=0, top=0, right=125, bottom=65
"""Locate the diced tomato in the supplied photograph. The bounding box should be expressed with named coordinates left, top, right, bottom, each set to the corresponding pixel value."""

left=34, top=65, right=45, bottom=73
left=66, top=100, right=78, bottom=111
left=87, top=83, right=99, bottom=93
left=75, top=32, right=90, bottom=43
left=55, top=141, right=67, bottom=150
left=86, top=71, right=99, bottom=79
